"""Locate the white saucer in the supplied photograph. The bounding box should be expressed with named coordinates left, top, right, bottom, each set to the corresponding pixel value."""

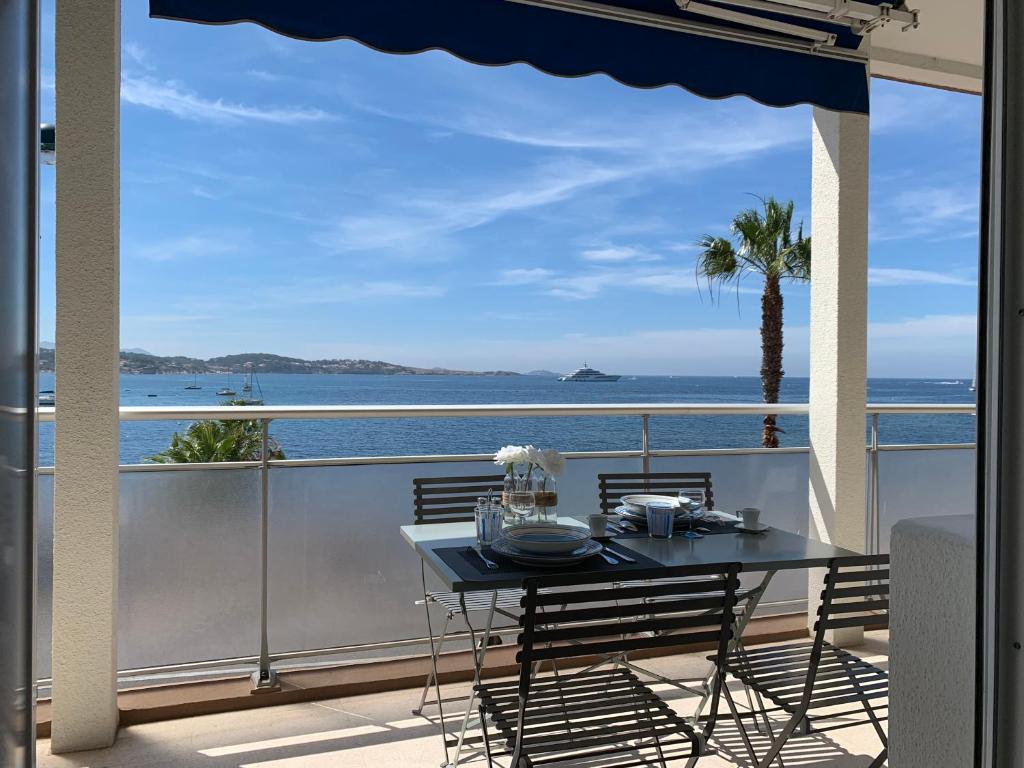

left=735, top=522, right=770, bottom=534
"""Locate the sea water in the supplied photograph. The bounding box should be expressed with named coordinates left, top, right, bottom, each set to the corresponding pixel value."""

left=36, top=373, right=976, bottom=465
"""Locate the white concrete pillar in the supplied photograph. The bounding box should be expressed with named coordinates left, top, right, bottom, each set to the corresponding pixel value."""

left=51, top=0, right=121, bottom=752
left=808, top=107, right=869, bottom=642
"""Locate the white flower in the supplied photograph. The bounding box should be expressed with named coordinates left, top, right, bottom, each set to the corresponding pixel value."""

left=537, top=448, right=566, bottom=476
left=524, top=445, right=542, bottom=467
left=494, top=445, right=529, bottom=468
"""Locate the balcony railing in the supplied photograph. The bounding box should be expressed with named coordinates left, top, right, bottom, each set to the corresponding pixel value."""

left=34, top=402, right=974, bottom=691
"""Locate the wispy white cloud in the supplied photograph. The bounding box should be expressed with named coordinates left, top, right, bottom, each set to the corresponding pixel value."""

left=581, top=245, right=662, bottom=263
left=873, top=181, right=979, bottom=242
left=267, top=279, right=446, bottom=305
left=135, top=234, right=241, bottom=262
left=246, top=69, right=286, bottom=83
left=495, top=268, right=556, bottom=285
left=869, top=267, right=976, bottom=287
left=313, top=158, right=628, bottom=254
left=124, top=42, right=154, bottom=71
left=869, top=313, right=977, bottom=340
left=121, top=74, right=333, bottom=125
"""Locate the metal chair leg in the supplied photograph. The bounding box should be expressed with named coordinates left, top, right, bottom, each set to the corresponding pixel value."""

left=867, top=747, right=887, bottom=768
left=413, top=612, right=452, bottom=716
left=756, top=707, right=806, bottom=768
left=722, top=678, right=760, bottom=767
left=479, top=705, right=495, bottom=768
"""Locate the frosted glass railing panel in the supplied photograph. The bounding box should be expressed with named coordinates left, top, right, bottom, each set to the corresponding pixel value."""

left=37, top=476, right=54, bottom=679
left=34, top=444, right=975, bottom=677
left=650, top=452, right=812, bottom=608
left=267, top=453, right=813, bottom=654
left=266, top=457, right=641, bottom=654
left=117, top=469, right=261, bottom=670
left=876, top=447, right=976, bottom=552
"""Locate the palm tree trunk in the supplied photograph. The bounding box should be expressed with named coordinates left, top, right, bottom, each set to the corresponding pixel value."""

left=760, top=275, right=784, bottom=448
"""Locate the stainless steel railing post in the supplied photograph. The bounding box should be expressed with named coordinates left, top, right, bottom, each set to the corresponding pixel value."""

left=868, top=413, right=880, bottom=555
left=251, top=418, right=279, bottom=693
left=641, top=414, right=651, bottom=474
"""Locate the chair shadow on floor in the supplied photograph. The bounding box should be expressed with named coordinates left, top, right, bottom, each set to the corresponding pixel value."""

left=708, top=715, right=876, bottom=767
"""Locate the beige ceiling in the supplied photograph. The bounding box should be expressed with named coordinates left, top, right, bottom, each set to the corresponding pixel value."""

left=869, top=0, right=983, bottom=93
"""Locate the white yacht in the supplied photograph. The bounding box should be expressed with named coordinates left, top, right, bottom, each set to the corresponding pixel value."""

left=558, top=363, right=620, bottom=382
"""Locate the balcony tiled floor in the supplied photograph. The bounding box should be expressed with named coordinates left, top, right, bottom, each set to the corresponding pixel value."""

left=38, top=632, right=889, bottom=768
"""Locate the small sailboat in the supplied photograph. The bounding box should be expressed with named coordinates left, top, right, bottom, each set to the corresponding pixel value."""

left=216, top=384, right=237, bottom=397
left=235, top=363, right=264, bottom=405
left=184, top=372, right=202, bottom=390
left=970, top=377, right=977, bottom=392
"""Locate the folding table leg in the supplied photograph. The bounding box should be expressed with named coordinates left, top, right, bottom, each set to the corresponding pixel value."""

left=692, top=570, right=776, bottom=724
left=421, top=560, right=451, bottom=768
left=414, top=613, right=452, bottom=716
left=450, top=590, right=498, bottom=767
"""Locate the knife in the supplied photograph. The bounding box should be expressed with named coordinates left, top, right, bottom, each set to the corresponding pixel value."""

left=604, top=546, right=637, bottom=564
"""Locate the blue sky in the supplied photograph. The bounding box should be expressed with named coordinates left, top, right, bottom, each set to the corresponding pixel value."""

left=39, top=4, right=981, bottom=377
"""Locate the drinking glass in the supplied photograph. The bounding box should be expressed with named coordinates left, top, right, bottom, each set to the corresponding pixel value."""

left=475, top=501, right=503, bottom=546
left=508, top=490, right=536, bottom=523
left=645, top=501, right=675, bottom=539
left=680, top=489, right=705, bottom=540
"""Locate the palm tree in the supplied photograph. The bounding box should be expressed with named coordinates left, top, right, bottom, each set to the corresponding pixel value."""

left=149, top=419, right=285, bottom=463
left=696, top=196, right=811, bottom=448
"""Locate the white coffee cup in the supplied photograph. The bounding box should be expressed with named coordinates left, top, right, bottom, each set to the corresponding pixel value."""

left=588, top=514, right=609, bottom=537
left=739, top=507, right=761, bottom=528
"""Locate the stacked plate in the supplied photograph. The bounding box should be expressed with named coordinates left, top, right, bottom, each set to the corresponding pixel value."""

left=493, top=524, right=601, bottom=567
left=617, top=494, right=704, bottom=529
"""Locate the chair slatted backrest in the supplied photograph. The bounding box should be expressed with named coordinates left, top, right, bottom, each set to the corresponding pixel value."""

left=814, top=554, right=891, bottom=633
left=516, top=563, right=740, bottom=706
left=413, top=474, right=506, bottom=525
left=509, top=564, right=740, bottom=758
left=598, top=471, right=714, bottom=514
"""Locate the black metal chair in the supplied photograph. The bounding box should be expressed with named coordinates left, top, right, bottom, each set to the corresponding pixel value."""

left=413, top=474, right=525, bottom=716
left=599, top=472, right=715, bottom=515
left=475, top=562, right=743, bottom=768
left=597, top=470, right=751, bottom=702
left=723, top=554, right=890, bottom=768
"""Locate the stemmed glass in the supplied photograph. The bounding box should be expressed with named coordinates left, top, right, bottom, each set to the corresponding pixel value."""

left=680, top=489, right=705, bottom=540
left=508, top=488, right=536, bottom=523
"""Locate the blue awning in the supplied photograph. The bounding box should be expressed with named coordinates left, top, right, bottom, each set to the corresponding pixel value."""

left=149, top=0, right=909, bottom=113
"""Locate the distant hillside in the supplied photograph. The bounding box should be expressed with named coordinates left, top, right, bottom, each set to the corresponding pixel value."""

left=526, top=370, right=561, bottom=377
left=39, top=349, right=518, bottom=377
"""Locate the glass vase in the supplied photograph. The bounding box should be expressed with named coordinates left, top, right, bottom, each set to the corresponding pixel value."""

left=532, top=472, right=558, bottom=522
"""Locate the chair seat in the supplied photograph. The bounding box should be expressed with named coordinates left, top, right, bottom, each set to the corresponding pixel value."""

left=475, top=667, right=702, bottom=762
left=723, top=641, right=888, bottom=714
left=426, top=588, right=524, bottom=616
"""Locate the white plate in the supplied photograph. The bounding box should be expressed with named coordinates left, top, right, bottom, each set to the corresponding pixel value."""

left=619, top=494, right=681, bottom=513
left=615, top=507, right=701, bottom=530
left=492, top=538, right=603, bottom=567
left=704, top=510, right=741, bottom=524
left=734, top=522, right=770, bottom=534
left=500, top=524, right=591, bottom=554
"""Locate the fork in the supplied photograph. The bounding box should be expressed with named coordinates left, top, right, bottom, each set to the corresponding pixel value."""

left=472, top=546, right=499, bottom=570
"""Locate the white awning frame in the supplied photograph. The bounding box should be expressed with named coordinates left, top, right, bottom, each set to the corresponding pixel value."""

left=509, top=0, right=919, bottom=63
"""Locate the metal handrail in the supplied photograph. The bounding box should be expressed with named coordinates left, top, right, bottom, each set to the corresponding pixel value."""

left=34, top=401, right=977, bottom=423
